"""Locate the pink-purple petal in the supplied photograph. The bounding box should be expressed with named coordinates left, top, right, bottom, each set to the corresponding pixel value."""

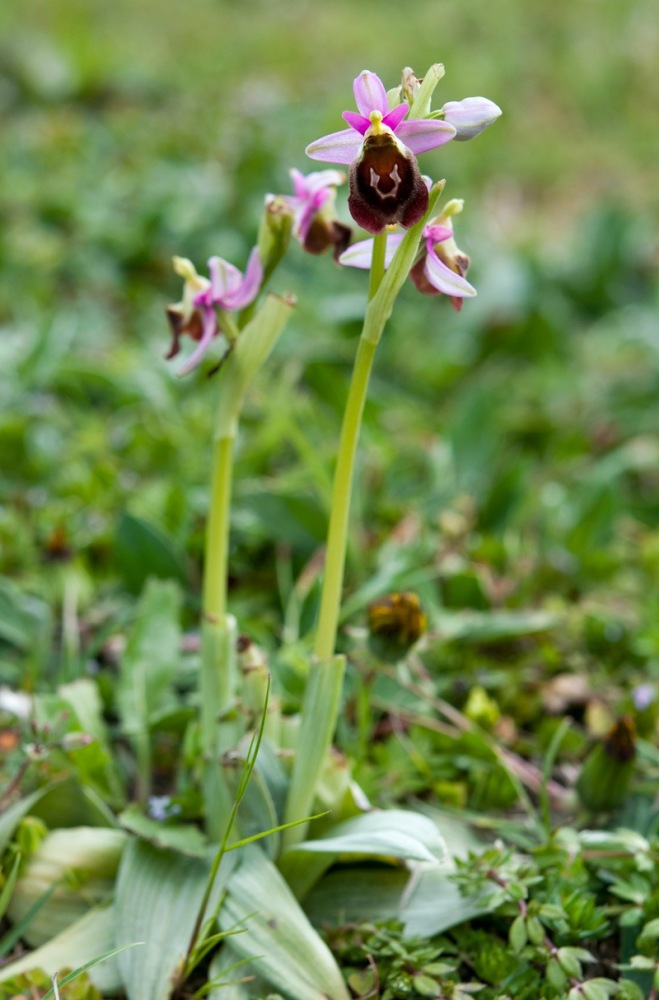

left=424, top=247, right=476, bottom=298
left=306, top=128, right=364, bottom=165
left=342, top=110, right=371, bottom=135
left=423, top=224, right=453, bottom=244
left=222, top=248, right=262, bottom=310
left=382, top=103, right=409, bottom=131
left=208, top=256, right=243, bottom=299
left=339, top=233, right=404, bottom=270
left=177, top=307, right=217, bottom=376
left=395, top=119, right=457, bottom=154
left=295, top=189, right=329, bottom=241
left=353, top=70, right=389, bottom=117
left=303, top=169, right=346, bottom=195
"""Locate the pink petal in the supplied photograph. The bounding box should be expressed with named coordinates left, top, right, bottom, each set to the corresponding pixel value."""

left=382, top=103, right=409, bottom=131
left=208, top=256, right=243, bottom=299
left=295, top=188, right=329, bottom=241
left=339, top=233, right=404, bottom=270
left=423, top=224, right=453, bottom=244
left=353, top=70, right=389, bottom=117
left=304, top=169, right=346, bottom=194
left=424, top=247, right=476, bottom=298
left=222, top=248, right=262, bottom=310
left=177, top=307, right=217, bottom=376
left=306, top=128, right=364, bottom=165
left=342, top=110, right=371, bottom=135
left=290, top=168, right=308, bottom=198
left=395, top=119, right=456, bottom=154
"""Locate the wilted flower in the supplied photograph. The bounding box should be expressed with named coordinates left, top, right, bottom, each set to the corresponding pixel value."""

left=368, top=591, right=427, bottom=661
left=339, top=196, right=476, bottom=309
left=166, top=250, right=262, bottom=375
left=273, top=168, right=351, bottom=260
left=576, top=715, right=637, bottom=812
left=306, top=70, right=456, bottom=234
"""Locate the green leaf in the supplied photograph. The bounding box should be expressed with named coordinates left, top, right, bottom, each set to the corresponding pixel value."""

left=116, top=577, right=181, bottom=740
left=118, top=805, right=209, bottom=858
left=115, top=512, right=187, bottom=594
left=0, top=779, right=117, bottom=856
left=0, top=906, right=123, bottom=995
left=115, top=837, right=236, bottom=1000
left=218, top=845, right=349, bottom=1000
left=280, top=809, right=446, bottom=900
left=0, top=853, right=21, bottom=923
left=435, top=609, right=558, bottom=644
left=509, top=914, right=527, bottom=953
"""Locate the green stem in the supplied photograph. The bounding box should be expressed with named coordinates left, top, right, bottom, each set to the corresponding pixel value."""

left=200, top=433, right=238, bottom=841
left=313, top=335, right=378, bottom=660
left=313, top=233, right=387, bottom=660
left=202, top=435, right=234, bottom=624
left=368, top=230, right=387, bottom=301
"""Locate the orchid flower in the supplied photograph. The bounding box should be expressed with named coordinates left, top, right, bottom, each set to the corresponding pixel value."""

left=276, top=168, right=351, bottom=259
left=306, top=70, right=456, bottom=235
left=166, top=250, right=262, bottom=376
left=339, top=197, right=476, bottom=310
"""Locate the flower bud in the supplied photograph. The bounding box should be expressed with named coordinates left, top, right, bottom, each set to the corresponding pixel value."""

left=440, top=97, right=502, bottom=141
left=259, top=194, right=294, bottom=280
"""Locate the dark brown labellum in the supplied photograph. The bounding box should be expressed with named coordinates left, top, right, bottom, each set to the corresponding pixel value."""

left=165, top=305, right=204, bottom=359
left=303, top=216, right=352, bottom=261
left=348, top=132, right=428, bottom=235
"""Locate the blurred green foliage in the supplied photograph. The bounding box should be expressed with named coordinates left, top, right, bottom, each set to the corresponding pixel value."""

left=0, top=0, right=657, bottom=686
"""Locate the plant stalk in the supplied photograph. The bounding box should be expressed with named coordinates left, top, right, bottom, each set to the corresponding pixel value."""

left=313, top=233, right=387, bottom=661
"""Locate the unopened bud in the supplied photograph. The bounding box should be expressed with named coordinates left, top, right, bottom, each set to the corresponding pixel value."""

left=259, top=194, right=294, bottom=281
left=440, top=97, right=502, bottom=141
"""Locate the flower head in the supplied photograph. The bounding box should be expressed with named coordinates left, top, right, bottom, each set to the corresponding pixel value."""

left=166, top=250, right=262, bottom=376
left=306, top=70, right=456, bottom=235
left=339, top=196, right=476, bottom=310
left=276, top=168, right=351, bottom=259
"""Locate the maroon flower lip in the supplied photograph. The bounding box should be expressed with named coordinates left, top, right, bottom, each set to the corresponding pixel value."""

left=348, top=130, right=430, bottom=235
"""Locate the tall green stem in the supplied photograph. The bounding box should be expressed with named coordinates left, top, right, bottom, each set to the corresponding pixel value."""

left=312, top=335, right=378, bottom=659
left=200, top=433, right=238, bottom=841
left=313, top=233, right=387, bottom=660
left=203, top=435, right=234, bottom=625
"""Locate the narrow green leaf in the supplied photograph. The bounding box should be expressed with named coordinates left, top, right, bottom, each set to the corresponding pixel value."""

left=283, top=655, right=346, bottom=848
left=0, top=852, right=21, bottom=922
